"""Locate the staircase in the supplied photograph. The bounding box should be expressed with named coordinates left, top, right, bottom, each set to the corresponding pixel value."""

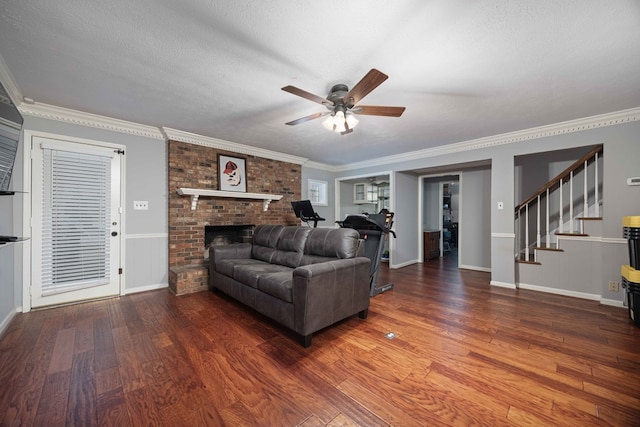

left=514, top=145, right=606, bottom=299
left=514, top=145, right=603, bottom=264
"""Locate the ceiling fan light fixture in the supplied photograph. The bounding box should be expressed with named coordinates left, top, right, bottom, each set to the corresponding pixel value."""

left=333, top=110, right=346, bottom=133
left=322, top=109, right=359, bottom=133
left=345, top=112, right=359, bottom=129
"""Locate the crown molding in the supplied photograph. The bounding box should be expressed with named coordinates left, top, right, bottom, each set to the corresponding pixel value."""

left=18, top=102, right=165, bottom=140
left=335, top=107, right=640, bottom=172
left=8, top=91, right=639, bottom=172
left=162, top=127, right=308, bottom=165
left=303, top=160, right=339, bottom=172
left=0, top=53, right=23, bottom=107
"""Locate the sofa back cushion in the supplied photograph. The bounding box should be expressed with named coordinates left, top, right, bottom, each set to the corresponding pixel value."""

left=251, top=224, right=285, bottom=263
left=272, top=226, right=311, bottom=268
left=300, top=228, right=361, bottom=265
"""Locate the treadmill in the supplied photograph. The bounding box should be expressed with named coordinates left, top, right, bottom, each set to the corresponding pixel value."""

left=338, top=210, right=396, bottom=296
left=291, top=200, right=325, bottom=228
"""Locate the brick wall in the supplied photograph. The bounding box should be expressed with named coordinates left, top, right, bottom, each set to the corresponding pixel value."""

left=167, top=140, right=302, bottom=294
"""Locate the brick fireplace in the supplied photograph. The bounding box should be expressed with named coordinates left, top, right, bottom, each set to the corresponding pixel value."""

left=167, top=140, right=301, bottom=295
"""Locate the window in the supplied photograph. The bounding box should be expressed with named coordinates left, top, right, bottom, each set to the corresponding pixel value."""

left=307, top=179, right=328, bottom=206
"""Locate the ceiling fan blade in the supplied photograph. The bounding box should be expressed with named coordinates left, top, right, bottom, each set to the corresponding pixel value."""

left=285, top=111, right=329, bottom=126
left=343, top=69, right=389, bottom=106
left=351, top=105, right=406, bottom=117
left=281, top=85, right=331, bottom=105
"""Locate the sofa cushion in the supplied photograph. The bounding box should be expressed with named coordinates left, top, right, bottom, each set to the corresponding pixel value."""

left=216, top=258, right=265, bottom=277
left=233, top=262, right=292, bottom=289
left=251, top=224, right=284, bottom=263
left=300, top=228, right=361, bottom=265
left=272, top=226, right=311, bottom=268
left=257, top=271, right=294, bottom=302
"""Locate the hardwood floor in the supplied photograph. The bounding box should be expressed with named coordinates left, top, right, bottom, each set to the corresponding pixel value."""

left=1, top=255, right=639, bottom=426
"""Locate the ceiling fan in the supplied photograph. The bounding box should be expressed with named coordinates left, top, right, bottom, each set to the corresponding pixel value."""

left=281, top=69, right=406, bottom=135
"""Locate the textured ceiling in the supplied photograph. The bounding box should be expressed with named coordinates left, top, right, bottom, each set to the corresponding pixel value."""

left=1, top=0, right=639, bottom=165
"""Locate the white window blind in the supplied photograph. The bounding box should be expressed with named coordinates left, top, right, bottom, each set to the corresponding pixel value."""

left=41, top=147, right=112, bottom=296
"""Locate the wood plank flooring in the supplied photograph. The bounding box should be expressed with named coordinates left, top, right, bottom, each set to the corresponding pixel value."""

left=1, top=255, right=639, bottom=426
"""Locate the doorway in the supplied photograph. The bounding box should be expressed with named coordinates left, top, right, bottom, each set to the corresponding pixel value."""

left=29, top=135, right=124, bottom=309
left=335, top=171, right=393, bottom=263
left=422, top=174, right=460, bottom=264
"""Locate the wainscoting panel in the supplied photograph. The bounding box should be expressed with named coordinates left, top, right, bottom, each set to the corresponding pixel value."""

left=125, top=234, right=169, bottom=293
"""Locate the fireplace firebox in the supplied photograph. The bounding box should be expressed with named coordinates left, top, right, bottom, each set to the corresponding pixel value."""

left=204, top=224, right=255, bottom=260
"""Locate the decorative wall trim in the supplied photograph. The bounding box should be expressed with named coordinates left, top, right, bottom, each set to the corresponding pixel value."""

left=0, top=308, right=18, bottom=339
left=18, top=102, right=165, bottom=140
left=124, top=283, right=168, bottom=295
left=390, top=259, right=419, bottom=269
left=517, top=282, right=601, bottom=301
left=304, top=160, right=338, bottom=172
left=491, top=232, right=516, bottom=238
left=335, top=107, right=640, bottom=171
left=460, top=265, right=491, bottom=273
left=490, top=280, right=516, bottom=289
left=125, top=233, right=168, bottom=240
left=9, top=89, right=639, bottom=172
left=602, top=237, right=627, bottom=245
left=162, top=127, right=308, bottom=165
left=600, top=298, right=625, bottom=308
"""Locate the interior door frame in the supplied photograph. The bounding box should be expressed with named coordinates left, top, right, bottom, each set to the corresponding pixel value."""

left=21, top=130, right=126, bottom=312
left=418, top=172, right=462, bottom=268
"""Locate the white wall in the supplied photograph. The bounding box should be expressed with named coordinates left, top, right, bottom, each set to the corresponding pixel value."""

left=460, top=168, right=492, bottom=271
left=393, top=171, right=419, bottom=267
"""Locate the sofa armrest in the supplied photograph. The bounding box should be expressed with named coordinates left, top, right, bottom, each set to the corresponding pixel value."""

left=292, top=257, right=371, bottom=336
left=210, top=242, right=252, bottom=264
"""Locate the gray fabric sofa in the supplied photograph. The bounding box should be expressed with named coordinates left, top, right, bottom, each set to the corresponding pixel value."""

left=208, top=224, right=371, bottom=347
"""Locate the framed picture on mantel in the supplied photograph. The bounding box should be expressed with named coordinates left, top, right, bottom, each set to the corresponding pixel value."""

left=218, top=154, right=247, bottom=192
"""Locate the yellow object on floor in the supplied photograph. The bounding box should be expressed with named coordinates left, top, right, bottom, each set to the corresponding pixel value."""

left=622, top=264, right=640, bottom=282
left=622, top=216, right=640, bottom=227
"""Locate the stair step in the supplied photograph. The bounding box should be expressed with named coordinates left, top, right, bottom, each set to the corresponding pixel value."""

left=576, top=217, right=603, bottom=221
left=515, top=258, right=541, bottom=265
left=555, top=232, right=589, bottom=237
left=534, top=246, right=564, bottom=252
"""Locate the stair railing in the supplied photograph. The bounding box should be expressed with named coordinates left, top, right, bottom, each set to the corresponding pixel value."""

left=514, top=145, right=603, bottom=262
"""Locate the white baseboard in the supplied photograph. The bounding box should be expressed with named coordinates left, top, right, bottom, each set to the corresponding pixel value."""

left=600, top=298, right=625, bottom=308
left=460, top=264, right=491, bottom=273
left=0, top=308, right=18, bottom=338
left=490, top=280, right=516, bottom=289
left=124, top=283, right=168, bottom=295
left=390, top=259, right=419, bottom=269
left=517, top=282, right=600, bottom=301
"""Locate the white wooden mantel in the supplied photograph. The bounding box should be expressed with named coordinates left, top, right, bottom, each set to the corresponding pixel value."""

left=177, top=188, right=283, bottom=211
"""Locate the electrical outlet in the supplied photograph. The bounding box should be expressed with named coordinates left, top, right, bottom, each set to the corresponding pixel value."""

left=608, top=281, right=620, bottom=292
left=133, top=201, right=148, bottom=210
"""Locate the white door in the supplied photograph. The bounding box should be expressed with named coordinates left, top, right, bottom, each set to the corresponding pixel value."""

left=31, top=136, right=122, bottom=308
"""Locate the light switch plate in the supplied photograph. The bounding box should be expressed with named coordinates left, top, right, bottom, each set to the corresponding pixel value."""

left=133, top=201, right=148, bottom=210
